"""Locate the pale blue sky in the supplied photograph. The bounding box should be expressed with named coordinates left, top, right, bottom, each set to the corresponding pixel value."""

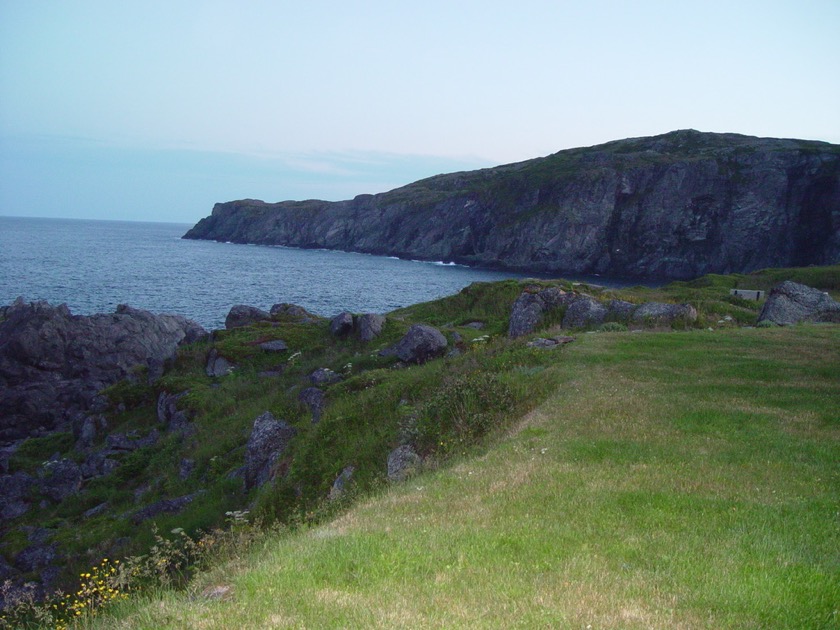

left=1, top=0, right=838, bottom=223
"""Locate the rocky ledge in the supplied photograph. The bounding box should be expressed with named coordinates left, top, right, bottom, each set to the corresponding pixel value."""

left=0, top=299, right=206, bottom=444
left=184, top=130, right=840, bottom=279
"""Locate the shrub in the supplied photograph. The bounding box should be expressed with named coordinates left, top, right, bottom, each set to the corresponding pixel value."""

left=417, top=372, right=515, bottom=454
left=598, top=322, right=628, bottom=332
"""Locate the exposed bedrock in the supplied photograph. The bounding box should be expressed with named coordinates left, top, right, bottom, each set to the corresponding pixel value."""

left=0, top=299, right=206, bottom=444
left=184, top=130, right=840, bottom=279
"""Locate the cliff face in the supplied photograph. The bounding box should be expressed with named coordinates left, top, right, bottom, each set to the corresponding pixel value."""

left=183, top=130, right=840, bottom=279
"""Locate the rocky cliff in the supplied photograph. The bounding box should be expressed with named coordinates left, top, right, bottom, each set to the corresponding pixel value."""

left=183, top=130, right=840, bottom=279
left=0, top=299, right=206, bottom=444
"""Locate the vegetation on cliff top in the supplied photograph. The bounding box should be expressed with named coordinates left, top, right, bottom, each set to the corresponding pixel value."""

left=1, top=264, right=838, bottom=628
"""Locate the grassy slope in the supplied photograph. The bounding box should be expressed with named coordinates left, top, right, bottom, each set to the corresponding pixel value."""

left=92, top=324, right=839, bottom=629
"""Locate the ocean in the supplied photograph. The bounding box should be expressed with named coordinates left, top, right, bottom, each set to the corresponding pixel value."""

left=0, top=216, right=631, bottom=331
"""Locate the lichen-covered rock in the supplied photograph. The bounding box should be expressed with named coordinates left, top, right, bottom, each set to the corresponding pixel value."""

left=387, top=445, right=421, bottom=481
left=244, top=412, right=297, bottom=489
left=259, top=339, right=288, bottom=352
left=225, top=305, right=270, bottom=329
left=330, top=312, right=354, bottom=337
left=757, top=281, right=840, bottom=325
left=606, top=299, right=637, bottom=322
left=309, top=367, right=342, bottom=385
left=205, top=348, right=234, bottom=377
left=328, top=465, right=355, bottom=500
left=299, top=387, right=326, bottom=423
left=508, top=292, right=547, bottom=338
left=391, top=324, right=448, bottom=364
left=356, top=313, right=386, bottom=342
left=562, top=296, right=608, bottom=328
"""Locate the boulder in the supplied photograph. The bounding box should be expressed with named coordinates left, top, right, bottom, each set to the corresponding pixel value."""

left=328, top=465, right=355, bottom=500
left=38, top=458, right=82, bottom=502
left=387, top=445, right=421, bottom=481
left=270, top=303, right=319, bottom=323
left=356, top=313, right=386, bottom=342
left=105, top=429, right=159, bottom=453
left=225, top=305, right=270, bottom=329
left=14, top=542, right=57, bottom=573
left=391, top=324, right=448, bottom=364
left=0, top=472, right=35, bottom=520
left=309, top=367, right=342, bottom=385
left=205, top=348, right=234, bottom=377
left=757, top=281, right=840, bottom=325
left=156, top=391, right=191, bottom=433
left=606, top=299, right=637, bottom=322
left=526, top=336, right=576, bottom=349
left=562, top=296, right=608, bottom=328
left=299, top=387, right=326, bottom=423
left=0, top=299, right=205, bottom=443
left=631, top=302, right=698, bottom=327
left=244, top=412, right=297, bottom=489
left=330, top=312, right=354, bottom=337
left=131, top=492, right=202, bottom=525
left=259, top=339, right=288, bottom=352
left=508, top=292, right=546, bottom=338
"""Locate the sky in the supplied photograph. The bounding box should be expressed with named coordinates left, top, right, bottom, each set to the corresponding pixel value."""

left=1, top=0, right=839, bottom=224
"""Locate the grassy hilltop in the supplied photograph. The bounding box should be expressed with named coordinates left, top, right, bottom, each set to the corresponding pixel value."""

left=2, top=266, right=839, bottom=629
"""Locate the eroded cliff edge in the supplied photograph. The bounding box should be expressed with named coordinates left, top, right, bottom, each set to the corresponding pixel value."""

left=183, top=130, right=840, bottom=279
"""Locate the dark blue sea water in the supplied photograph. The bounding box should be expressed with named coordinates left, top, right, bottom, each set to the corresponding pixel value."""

left=0, top=216, right=631, bottom=331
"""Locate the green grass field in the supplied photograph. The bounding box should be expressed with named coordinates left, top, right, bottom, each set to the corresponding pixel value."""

left=86, top=324, right=839, bottom=629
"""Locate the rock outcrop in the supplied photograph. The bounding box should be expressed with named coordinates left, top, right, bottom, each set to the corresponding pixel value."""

left=387, top=324, right=448, bottom=364
left=184, top=130, right=840, bottom=279
left=225, top=305, right=270, bottom=329
left=244, top=412, right=297, bottom=489
left=757, top=281, right=840, bottom=325
left=0, top=300, right=206, bottom=444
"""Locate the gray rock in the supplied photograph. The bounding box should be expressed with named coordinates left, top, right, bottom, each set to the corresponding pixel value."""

left=0, top=299, right=206, bottom=443
left=527, top=336, right=576, bottom=349
left=606, top=299, right=637, bottom=322
left=330, top=312, right=354, bottom=337
left=0, top=472, right=35, bottom=520
left=131, top=492, right=202, bottom=525
left=259, top=339, right=288, bottom=352
left=391, top=324, right=448, bottom=364
left=15, top=543, right=57, bottom=572
left=309, top=367, right=342, bottom=385
left=508, top=292, right=546, bottom=338
left=225, top=305, right=270, bottom=329
left=157, top=391, right=189, bottom=425
left=83, top=502, right=110, bottom=519
left=270, top=303, right=320, bottom=323
left=299, top=387, right=326, bottom=423
left=105, top=429, right=159, bottom=453
left=38, top=458, right=82, bottom=502
left=356, top=313, right=386, bottom=342
left=464, top=321, right=485, bottom=330
left=387, top=445, right=421, bottom=481
left=73, top=414, right=101, bottom=449
left=179, top=458, right=195, bottom=480
left=562, top=296, right=608, bottom=328
left=205, top=348, right=234, bottom=377
left=244, top=412, right=297, bottom=489
left=757, top=281, right=840, bottom=325
left=631, top=302, right=698, bottom=327
left=328, top=465, right=355, bottom=500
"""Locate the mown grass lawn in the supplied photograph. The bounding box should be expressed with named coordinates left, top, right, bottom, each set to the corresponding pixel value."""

left=92, top=325, right=839, bottom=629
